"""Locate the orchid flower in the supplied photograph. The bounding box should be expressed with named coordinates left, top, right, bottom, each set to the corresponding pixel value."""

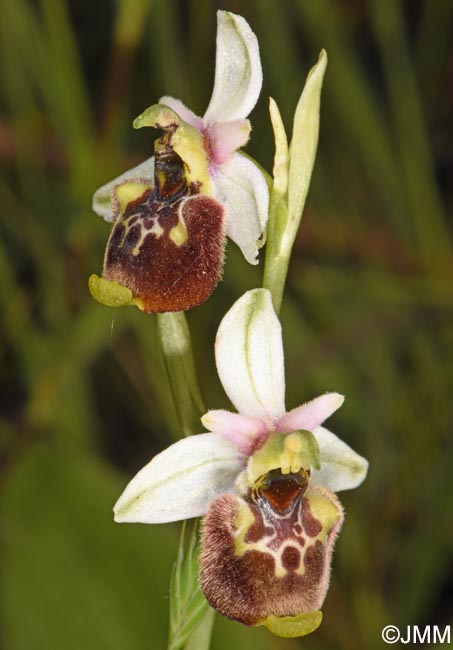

left=114, top=289, right=368, bottom=638
left=89, top=11, right=269, bottom=313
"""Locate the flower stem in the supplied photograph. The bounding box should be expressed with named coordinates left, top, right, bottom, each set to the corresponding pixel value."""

left=262, top=195, right=291, bottom=315
left=157, top=311, right=205, bottom=437
left=157, top=311, right=214, bottom=650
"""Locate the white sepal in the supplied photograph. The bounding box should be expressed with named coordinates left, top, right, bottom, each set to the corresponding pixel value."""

left=114, top=433, right=242, bottom=523
left=310, top=426, right=369, bottom=492
left=203, top=11, right=262, bottom=123
left=212, top=152, right=269, bottom=264
left=92, top=157, right=155, bottom=222
left=215, top=289, right=285, bottom=421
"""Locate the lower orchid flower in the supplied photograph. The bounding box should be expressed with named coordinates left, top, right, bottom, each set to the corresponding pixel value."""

left=89, top=11, right=269, bottom=313
left=114, top=289, right=368, bottom=637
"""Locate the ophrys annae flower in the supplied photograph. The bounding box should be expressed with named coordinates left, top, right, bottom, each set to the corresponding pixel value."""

left=114, top=289, right=368, bottom=637
left=90, top=11, right=268, bottom=313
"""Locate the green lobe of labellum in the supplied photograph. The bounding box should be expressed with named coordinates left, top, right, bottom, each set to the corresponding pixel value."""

left=258, top=610, right=323, bottom=638
left=88, top=274, right=136, bottom=308
left=133, top=104, right=213, bottom=196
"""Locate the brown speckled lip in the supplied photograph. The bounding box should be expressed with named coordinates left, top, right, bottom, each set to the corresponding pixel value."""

left=199, top=482, right=343, bottom=626
left=102, top=146, right=225, bottom=313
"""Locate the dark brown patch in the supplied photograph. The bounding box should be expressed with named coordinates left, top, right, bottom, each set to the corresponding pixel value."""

left=304, top=540, right=324, bottom=579
left=260, top=478, right=303, bottom=513
left=258, top=469, right=309, bottom=514
left=123, top=223, right=142, bottom=248
left=108, top=222, right=127, bottom=249
left=244, top=505, right=274, bottom=544
left=281, top=546, right=300, bottom=571
left=154, top=147, right=187, bottom=201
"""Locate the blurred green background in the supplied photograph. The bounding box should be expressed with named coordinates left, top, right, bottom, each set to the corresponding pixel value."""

left=1, top=0, right=452, bottom=648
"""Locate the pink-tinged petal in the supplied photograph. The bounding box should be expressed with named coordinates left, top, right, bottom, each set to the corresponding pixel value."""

left=203, top=11, right=262, bottom=123
left=276, top=393, right=344, bottom=433
left=212, top=152, right=269, bottom=265
left=216, top=289, right=286, bottom=421
left=206, top=119, right=251, bottom=165
left=159, top=95, right=205, bottom=131
left=202, top=409, right=269, bottom=455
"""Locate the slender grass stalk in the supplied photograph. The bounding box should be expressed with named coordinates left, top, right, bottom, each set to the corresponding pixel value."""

left=183, top=609, right=215, bottom=650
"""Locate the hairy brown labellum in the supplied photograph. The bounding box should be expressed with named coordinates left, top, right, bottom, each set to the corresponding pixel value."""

left=200, top=470, right=343, bottom=626
left=102, top=146, right=225, bottom=313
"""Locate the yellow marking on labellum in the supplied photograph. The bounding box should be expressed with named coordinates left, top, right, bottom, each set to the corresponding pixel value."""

left=305, top=491, right=339, bottom=544
left=169, top=219, right=188, bottom=246
left=131, top=221, right=164, bottom=256
left=153, top=222, right=164, bottom=238
left=233, top=498, right=256, bottom=556
left=115, top=182, right=150, bottom=217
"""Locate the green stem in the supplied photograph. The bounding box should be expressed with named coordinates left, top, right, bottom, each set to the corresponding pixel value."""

left=157, top=311, right=205, bottom=437
left=262, top=195, right=291, bottom=315
left=157, top=311, right=214, bottom=650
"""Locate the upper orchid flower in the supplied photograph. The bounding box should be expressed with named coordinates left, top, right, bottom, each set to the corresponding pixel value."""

left=89, top=11, right=269, bottom=313
left=114, top=289, right=368, bottom=637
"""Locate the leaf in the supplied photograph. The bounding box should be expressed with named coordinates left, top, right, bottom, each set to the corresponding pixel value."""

left=168, top=522, right=210, bottom=650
